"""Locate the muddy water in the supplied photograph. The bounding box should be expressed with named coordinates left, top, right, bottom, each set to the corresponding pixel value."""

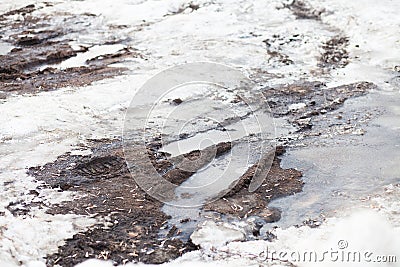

left=268, top=91, right=400, bottom=228
left=161, top=141, right=256, bottom=238
left=152, top=83, right=282, bottom=239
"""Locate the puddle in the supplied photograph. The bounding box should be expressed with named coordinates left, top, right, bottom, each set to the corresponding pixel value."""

left=160, top=112, right=278, bottom=157
left=268, top=91, right=400, bottom=228
left=40, top=44, right=125, bottom=70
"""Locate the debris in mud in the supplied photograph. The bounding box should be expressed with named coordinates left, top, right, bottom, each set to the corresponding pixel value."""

left=0, top=4, right=36, bottom=19
left=204, top=147, right=303, bottom=220
left=263, top=37, right=294, bottom=66
left=27, top=135, right=303, bottom=265
left=0, top=43, right=85, bottom=75
left=0, top=5, right=140, bottom=97
left=263, top=81, right=376, bottom=131
left=0, top=64, right=128, bottom=95
left=29, top=139, right=199, bottom=266
left=319, top=36, right=349, bottom=69
left=86, top=47, right=142, bottom=67
left=281, top=0, right=324, bottom=20
left=166, top=3, right=201, bottom=16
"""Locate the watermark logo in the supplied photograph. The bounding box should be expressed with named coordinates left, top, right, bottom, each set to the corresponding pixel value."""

left=258, top=240, right=397, bottom=264
left=337, top=239, right=348, bottom=249
left=123, top=62, right=275, bottom=207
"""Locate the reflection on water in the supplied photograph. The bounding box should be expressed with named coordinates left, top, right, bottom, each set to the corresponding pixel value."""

left=269, top=91, right=400, bottom=228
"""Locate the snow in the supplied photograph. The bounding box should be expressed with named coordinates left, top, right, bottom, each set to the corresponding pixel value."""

left=73, top=209, right=400, bottom=266
left=307, top=0, right=400, bottom=89
left=0, top=0, right=399, bottom=266
left=190, top=221, right=245, bottom=249
left=0, top=209, right=95, bottom=267
left=0, top=40, right=14, bottom=55
left=42, top=44, right=126, bottom=70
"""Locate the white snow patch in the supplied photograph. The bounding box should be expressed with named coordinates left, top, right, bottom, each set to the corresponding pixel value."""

left=288, top=102, right=306, bottom=111
left=190, top=221, right=245, bottom=249
left=0, top=210, right=96, bottom=266
left=0, top=0, right=399, bottom=265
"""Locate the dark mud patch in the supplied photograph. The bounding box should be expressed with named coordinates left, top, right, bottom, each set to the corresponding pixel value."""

left=319, top=36, right=349, bottom=69
left=161, top=142, right=232, bottom=185
left=6, top=198, right=41, bottom=216
left=267, top=50, right=294, bottom=65
left=0, top=42, right=85, bottom=75
left=27, top=135, right=301, bottom=265
left=28, top=139, right=231, bottom=266
left=204, top=146, right=303, bottom=221
left=0, top=5, right=140, bottom=97
left=281, top=0, right=324, bottom=20
left=29, top=139, right=200, bottom=266
left=263, top=81, right=376, bottom=131
left=0, top=63, right=129, bottom=95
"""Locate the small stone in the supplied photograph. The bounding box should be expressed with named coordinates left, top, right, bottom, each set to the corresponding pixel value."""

left=172, top=98, right=183, bottom=105
left=180, top=218, right=191, bottom=223
left=258, top=207, right=281, bottom=223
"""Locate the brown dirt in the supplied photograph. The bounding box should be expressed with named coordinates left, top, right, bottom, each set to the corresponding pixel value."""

left=263, top=81, right=376, bottom=131
left=146, top=140, right=232, bottom=185
left=0, top=4, right=141, bottom=97
left=204, top=146, right=303, bottom=220
left=319, top=36, right=349, bottom=69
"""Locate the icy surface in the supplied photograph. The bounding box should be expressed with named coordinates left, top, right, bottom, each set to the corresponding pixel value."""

left=0, top=0, right=399, bottom=266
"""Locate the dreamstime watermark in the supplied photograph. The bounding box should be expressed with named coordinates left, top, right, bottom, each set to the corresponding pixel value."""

left=123, top=62, right=276, bottom=207
left=257, top=240, right=397, bottom=264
